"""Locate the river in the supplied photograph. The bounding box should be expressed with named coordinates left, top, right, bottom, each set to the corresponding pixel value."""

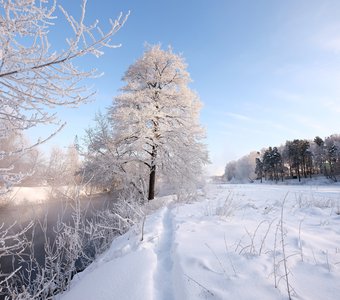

left=0, top=191, right=117, bottom=299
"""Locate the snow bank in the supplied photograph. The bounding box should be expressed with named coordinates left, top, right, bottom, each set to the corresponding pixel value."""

left=58, top=184, right=340, bottom=300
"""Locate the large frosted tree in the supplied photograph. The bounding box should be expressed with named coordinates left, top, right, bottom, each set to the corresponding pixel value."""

left=109, top=45, right=209, bottom=200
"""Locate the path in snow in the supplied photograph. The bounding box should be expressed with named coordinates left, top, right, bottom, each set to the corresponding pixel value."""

left=153, top=207, right=175, bottom=300
left=58, top=184, right=340, bottom=300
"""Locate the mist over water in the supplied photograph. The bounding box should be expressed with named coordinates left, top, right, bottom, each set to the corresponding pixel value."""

left=0, top=192, right=117, bottom=299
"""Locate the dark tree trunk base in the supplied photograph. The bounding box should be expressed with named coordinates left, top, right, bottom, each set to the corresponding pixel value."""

left=148, top=166, right=156, bottom=201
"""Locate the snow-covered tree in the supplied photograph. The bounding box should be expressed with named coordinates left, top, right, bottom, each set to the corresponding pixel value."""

left=42, top=144, right=81, bottom=187
left=223, top=160, right=237, bottom=182
left=0, top=0, right=128, bottom=193
left=107, top=45, right=209, bottom=200
left=312, top=136, right=325, bottom=174
left=81, top=112, right=125, bottom=191
left=324, top=135, right=340, bottom=180
left=223, top=152, right=257, bottom=183
left=262, top=147, right=283, bottom=182
left=284, top=139, right=311, bottom=181
left=255, top=157, right=263, bottom=182
left=0, top=121, right=45, bottom=189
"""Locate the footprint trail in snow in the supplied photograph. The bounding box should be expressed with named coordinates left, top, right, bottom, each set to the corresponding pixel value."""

left=153, top=207, right=175, bottom=300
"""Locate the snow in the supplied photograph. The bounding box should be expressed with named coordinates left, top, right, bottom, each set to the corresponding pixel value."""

left=58, top=184, right=340, bottom=300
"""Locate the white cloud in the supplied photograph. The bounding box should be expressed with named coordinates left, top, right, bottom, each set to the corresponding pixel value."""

left=223, top=112, right=252, bottom=121
left=270, top=89, right=304, bottom=103
left=286, top=114, right=324, bottom=131
left=220, top=111, right=297, bottom=135
left=312, top=21, right=340, bottom=54
left=323, top=100, right=340, bottom=113
left=322, top=37, right=340, bottom=53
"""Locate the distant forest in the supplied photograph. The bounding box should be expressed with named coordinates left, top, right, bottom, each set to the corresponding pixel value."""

left=223, top=134, right=340, bottom=183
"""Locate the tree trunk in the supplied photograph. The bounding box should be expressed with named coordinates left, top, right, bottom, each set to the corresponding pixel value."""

left=148, top=165, right=156, bottom=201
left=148, top=145, right=157, bottom=201
left=297, top=167, right=301, bottom=182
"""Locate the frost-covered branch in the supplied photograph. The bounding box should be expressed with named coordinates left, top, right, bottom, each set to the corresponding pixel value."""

left=0, top=0, right=128, bottom=192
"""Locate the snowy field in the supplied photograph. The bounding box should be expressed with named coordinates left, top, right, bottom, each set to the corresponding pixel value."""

left=59, top=184, right=340, bottom=300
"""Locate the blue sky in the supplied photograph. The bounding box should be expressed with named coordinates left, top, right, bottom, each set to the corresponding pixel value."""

left=30, top=0, right=340, bottom=175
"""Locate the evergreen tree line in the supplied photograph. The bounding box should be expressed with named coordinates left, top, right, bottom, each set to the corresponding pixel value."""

left=223, top=134, right=340, bottom=183
left=255, top=134, right=340, bottom=182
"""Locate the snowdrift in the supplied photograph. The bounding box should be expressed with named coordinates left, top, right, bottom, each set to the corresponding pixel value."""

left=59, top=184, right=340, bottom=300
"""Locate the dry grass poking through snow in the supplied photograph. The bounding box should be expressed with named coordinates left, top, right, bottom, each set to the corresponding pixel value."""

left=59, top=183, right=340, bottom=300
left=171, top=184, right=340, bottom=299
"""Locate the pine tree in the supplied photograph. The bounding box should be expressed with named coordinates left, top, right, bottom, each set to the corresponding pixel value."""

left=313, top=136, right=325, bottom=174
left=255, top=157, right=263, bottom=183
